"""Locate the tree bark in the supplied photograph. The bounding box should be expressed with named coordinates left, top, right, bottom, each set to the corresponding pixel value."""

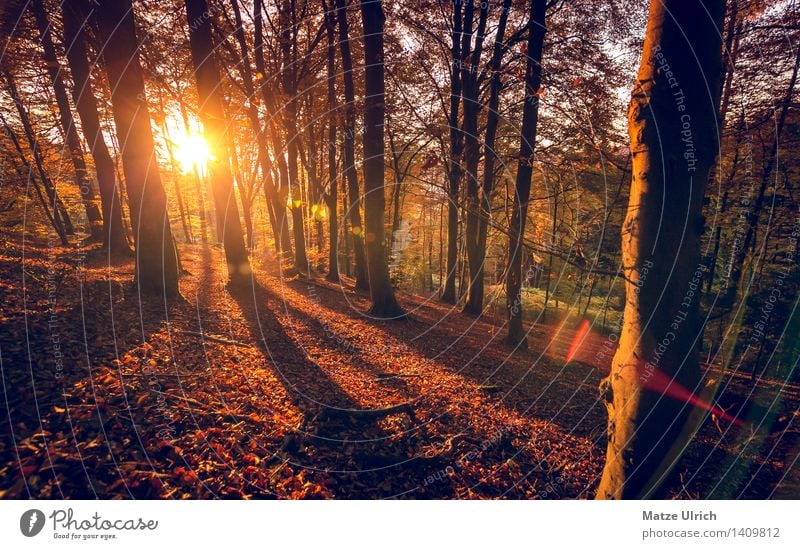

left=441, top=0, right=464, bottom=304
left=324, top=0, right=340, bottom=282
left=596, top=0, right=725, bottom=499
left=505, top=0, right=546, bottom=349
left=62, top=1, right=130, bottom=254
left=336, top=0, right=369, bottom=290
left=94, top=0, right=180, bottom=296
left=461, top=0, right=488, bottom=314
left=279, top=0, right=310, bottom=273
left=185, top=0, right=252, bottom=282
left=360, top=0, right=402, bottom=318
left=31, top=0, right=103, bottom=239
left=465, top=0, right=511, bottom=314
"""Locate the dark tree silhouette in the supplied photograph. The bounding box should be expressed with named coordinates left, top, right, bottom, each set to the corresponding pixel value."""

left=94, top=0, right=179, bottom=296
left=506, top=0, right=547, bottom=349
left=360, top=0, right=402, bottom=318
left=62, top=0, right=130, bottom=255
left=185, top=0, right=251, bottom=283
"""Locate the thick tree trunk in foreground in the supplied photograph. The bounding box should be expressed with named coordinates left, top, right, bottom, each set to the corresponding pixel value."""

left=94, top=0, right=179, bottom=296
left=441, top=0, right=464, bottom=305
left=185, top=0, right=251, bottom=282
left=505, top=0, right=546, bottom=349
left=31, top=0, right=103, bottom=239
left=596, top=0, right=724, bottom=499
left=62, top=2, right=131, bottom=255
left=360, top=0, right=402, bottom=318
left=336, top=0, right=369, bottom=291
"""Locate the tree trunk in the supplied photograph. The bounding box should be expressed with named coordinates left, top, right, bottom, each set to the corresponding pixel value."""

left=441, top=0, right=464, bottom=304
left=279, top=1, right=310, bottom=273
left=465, top=0, right=511, bottom=314
left=543, top=178, right=557, bottom=321
left=228, top=139, right=253, bottom=249
left=324, top=0, right=340, bottom=282
left=253, top=0, right=294, bottom=262
left=461, top=1, right=488, bottom=315
left=386, top=121, right=403, bottom=260
left=505, top=0, right=546, bottom=349
left=360, top=0, right=402, bottom=318
left=185, top=0, right=251, bottom=282
left=94, top=0, right=180, bottom=296
left=31, top=0, right=103, bottom=239
left=159, top=114, right=193, bottom=244
left=596, top=0, right=724, bottom=499
left=230, top=0, right=281, bottom=254
left=336, top=0, right=369, bottom=290
left=703, top=0, right=742, bottom=296
left=722, top=46, right=799, bottom=309
left=62, top=1, right=131, bottom=254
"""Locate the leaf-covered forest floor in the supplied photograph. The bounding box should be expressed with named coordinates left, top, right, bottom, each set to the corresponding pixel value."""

left=1, top=237, right=798, bottom=499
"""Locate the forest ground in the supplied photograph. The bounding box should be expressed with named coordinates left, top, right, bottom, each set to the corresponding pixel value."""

left=0, top=236, right=797, bottom=499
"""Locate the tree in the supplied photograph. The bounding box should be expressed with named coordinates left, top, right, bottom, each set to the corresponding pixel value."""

left=185, top=0, right=251, bottom=283
left=252, top=0, right=294, bottom=260
left=228, top=0, right=281, bottom=254
left=360, top=0, right=402, bottom=317
left=278, top=0, right=310, bottom=273
left=61, top=0, right=131, bottom=255
left=596, top=0, right=725, bottom=499
left=441, top=0, right=464, bottom=305
left=464, top=0, right=511, bottom=315
left=93, top=0, right=180, bottom=296
left=505, top=0, right=546, bottom=349
left=31, top=0, right=103, bottom=239
left=324, top=0, right=340, bottom=282
left=336, top=0, right=369, bottom=291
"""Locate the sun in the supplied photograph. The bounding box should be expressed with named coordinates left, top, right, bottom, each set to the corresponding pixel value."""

left=172, top=132, right=212, bottom=174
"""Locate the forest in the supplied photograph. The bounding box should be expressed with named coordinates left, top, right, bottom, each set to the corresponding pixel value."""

left=0, top=0, right=797, bottom=500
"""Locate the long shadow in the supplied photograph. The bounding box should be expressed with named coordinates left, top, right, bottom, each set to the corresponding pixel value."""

left=287, top=278, right=800, bottom=498
left=263, top=282, right=418, bottom=397
left=280, top=275, right=608, bottom=439
left=227, top=279, right=450, bottom=497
